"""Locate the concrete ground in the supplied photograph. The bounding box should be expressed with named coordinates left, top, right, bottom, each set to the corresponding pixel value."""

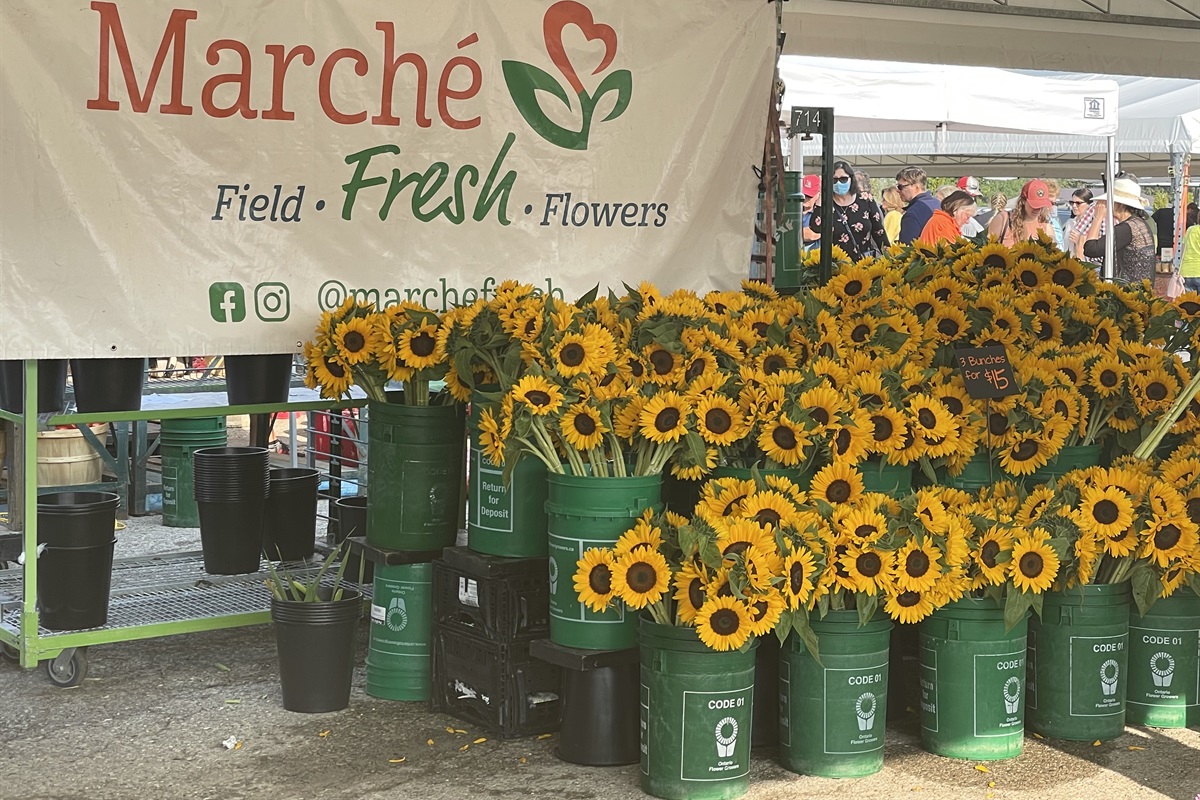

left=2, top=418, right=1199, bottom=799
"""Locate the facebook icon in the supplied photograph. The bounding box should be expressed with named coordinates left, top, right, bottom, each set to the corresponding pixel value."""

left=208, top=282, right=246, bottom=323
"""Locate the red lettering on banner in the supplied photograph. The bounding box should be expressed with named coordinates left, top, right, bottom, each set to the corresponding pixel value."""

left=86, top=5, right=484, bottom=129
left=87, top=2, right=195, bottom=115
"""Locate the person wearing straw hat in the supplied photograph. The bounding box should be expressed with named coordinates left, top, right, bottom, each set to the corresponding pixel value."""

left=1082, top=176, right=1155, bottom=284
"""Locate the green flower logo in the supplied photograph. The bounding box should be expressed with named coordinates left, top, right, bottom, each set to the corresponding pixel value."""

left=503, top=1, right=633, bottom=150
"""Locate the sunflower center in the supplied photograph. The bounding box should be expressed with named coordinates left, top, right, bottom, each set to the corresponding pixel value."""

left=1032, top=300, right=1051, bottom=314
left=625, top=562, right=658, bottom=593
left=1093, top=499, right=1119, bottom=525
left=710, top=608, right=742, bottom=636
left=808, top=407, right=830, bottom=427
left=1100, top=370, right=1118, bottom=388
left=914, top=301, right=933, bottom=318
left=754, top=509, right=782, bottom=527
left=560, top=342, right=585, bottom=367
left=851, top=324, right=871, bottom=343
left=1016, top=550, right=1043, bottom=578
left=410, top=331, right=436, bottom=357
left=1019, top=269, right=1038, bottom=287
left=1146, top=382, right=1168, bottom=401
left=573, top=413, right=597, bottom=435
left=1060, top=367, right=1078, bottom=383
left=1053, top=399, right=1069, bottom=416
left=826, top=479, right=851, bottom=503
left=981, top=540, right=1000, bottom=569
left=588, top=564, right=612, bottom=595
left=722, top=541, right=749, bottom=558
left=854, top=524, right=877, bottom=540
left=1181, top=301, right=1200, bottom=315
left=1186, top=497, right=1200, bottom=525
left=1012, top=440, right=1040, bottom=462
left=936, top=318, right=960, bottom=337
left=687, top=577, right=705, bottom=610
left=324, top=358, right=346, bottom=378
left=686, top=358, right=706, bottom=381
left=844, top=279, right=863, bottom=297
left=788, top=560, right=807, bottom=593
left=871, top=415, right=893, bottom=442
left=705, top=408, right=732, bottom=434
left=988, top=412, right=1009, bottom=438
left=752, top=321, right=770, bottom=337
left=896, top=590, right=921, bottom=608
left=918, top=408, right=937, bottom=429
left=763, top=355, right=786, bottom=375
left=1053, top=268, right=1074, bottom=286
left=983, top=254, right=1006, bottom=269
left=905, top=550, right=931, bottom=578
left=649, top=350, right=675, bottom=375
left=599, top=372, right=617, bottom=387
left=856, top=552, right=882, bottom=578
left=526, top=390, right=552, bottom=407
left=772, top=425, right=798, bottom=451
left=860, top=393, right=882, bottom=408
left=1154, top=524, right=1182, bottom=551
left=941, top=396, right=964, bottom=416
left=722, top=494, right=747, bottom=517
left=827, top=430, right=847, bottom=457
left=1096, top=329, right=1110, bottom=346
left=655, top=407, right=681, bottom=432
left=630, top=360, right=645, bottom=378
left=524, top=318, right=537, bottom=336
left=344, top=331, right=367, bottom=352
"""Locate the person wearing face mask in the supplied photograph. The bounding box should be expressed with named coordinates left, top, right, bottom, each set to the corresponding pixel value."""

left=918, top=191, right=977, bottom=246
left=805, top=160, right=888, bottom=261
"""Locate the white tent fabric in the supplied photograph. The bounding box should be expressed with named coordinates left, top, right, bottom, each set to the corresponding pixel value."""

left=780, top=57, right=1120, bottom=138
left=787, top=58, right=1197, bottom=178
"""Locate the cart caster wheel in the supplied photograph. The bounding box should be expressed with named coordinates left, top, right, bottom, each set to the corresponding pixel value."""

left=45, top=649, right=88, bottom=687
left=0, top=643, right=19, bottom=664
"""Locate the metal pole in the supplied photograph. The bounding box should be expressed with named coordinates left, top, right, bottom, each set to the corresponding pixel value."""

left=21, top=360, right=38, bottom=667
left=1103, top=135, right=1116, bottom=281
left=818, top=116, right=834, bottom=286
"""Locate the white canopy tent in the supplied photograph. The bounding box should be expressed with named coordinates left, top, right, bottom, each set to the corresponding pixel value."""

left=786, top=61, right=1198, bottom=179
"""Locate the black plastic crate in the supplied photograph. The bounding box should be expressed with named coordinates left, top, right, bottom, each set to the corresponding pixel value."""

left=433, top=548, right=549, bottom=641
left=431, top=624, right=561, bottom=738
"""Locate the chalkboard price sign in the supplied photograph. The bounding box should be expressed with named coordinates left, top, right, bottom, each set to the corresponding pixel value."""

left=955, top=345, right=1019, bottom=399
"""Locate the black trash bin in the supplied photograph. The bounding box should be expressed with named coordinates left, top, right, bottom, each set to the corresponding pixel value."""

left=36, top=491, right=120, bottom=630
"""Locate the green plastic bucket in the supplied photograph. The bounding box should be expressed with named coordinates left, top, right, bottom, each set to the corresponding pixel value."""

left=160, top=417, right=227, bottom=527
left=1027, top=583, right=1130, bottom=741
left=1027, top=444, right=1102, bottom=486
left=1127, top=591, right=1200, bottom=728
left=467, top=390, right=548, bottom=557
left=639, top=618, right=757, bottom=800
left=944, top=452, right=998, bottom=491
left=772, top=172, right=806, bottom=294
left=779, top=610, right=892, bottom=778
left=366, top=397, right=465, bottom=551
left=919, top=597, right=1027, bottom=760
left=546, top=473, right=660, bottom=650
left=859, top=458, right=913, bottom=498
left=367, top=562, right=432, bottom=700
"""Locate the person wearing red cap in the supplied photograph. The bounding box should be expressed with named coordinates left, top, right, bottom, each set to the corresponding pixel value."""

left=986, top=179, right=1056, bottom=246
left=956, top=176, right=983, bottom=198
left=800, top=174, right=821, bottom=249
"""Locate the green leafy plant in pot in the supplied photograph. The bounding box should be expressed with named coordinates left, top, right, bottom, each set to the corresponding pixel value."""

left=266, top=544, right=364, bottom=713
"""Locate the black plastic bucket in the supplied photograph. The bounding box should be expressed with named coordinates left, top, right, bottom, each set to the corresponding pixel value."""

left=0, top=359, right=68, bottom=414
left=264, top=468, right=319, bottom=561
left=36, top=491, right=120, bottom=630
left=558, top=662, right=641, bottom=765
left=225, top=354, right=293, bottom=405
left=69, top=358, right=145, bottom=413
left=271, top=590, right=362, bottom=712
left=333, top=495, right=372, bottom=583
left=193, top=447, right=271, bottom=501
left=197, top=499, right=266, bottom=575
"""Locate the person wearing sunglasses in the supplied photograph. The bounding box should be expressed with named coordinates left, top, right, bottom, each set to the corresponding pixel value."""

left=1064, top=188, right=1093, bottom=255
left=894, top=166, right=938, bottom=245
left=805, top=160, right=888, bottom=262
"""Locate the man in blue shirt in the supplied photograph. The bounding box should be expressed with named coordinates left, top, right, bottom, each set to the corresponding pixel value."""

left=895, top=167, right=939, bottom=244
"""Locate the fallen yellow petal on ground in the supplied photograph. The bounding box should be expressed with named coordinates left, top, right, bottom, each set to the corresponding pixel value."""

left=974, top=765, right=989, bottom=773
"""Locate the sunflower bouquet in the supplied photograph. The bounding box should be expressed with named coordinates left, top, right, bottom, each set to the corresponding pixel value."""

left=1022, top=463, right=1200, bottom=613
left=303, top=296, right=452, bottom=406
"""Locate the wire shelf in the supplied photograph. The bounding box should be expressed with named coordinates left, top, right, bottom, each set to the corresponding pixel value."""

left=0, top=551, right=370, bottom=640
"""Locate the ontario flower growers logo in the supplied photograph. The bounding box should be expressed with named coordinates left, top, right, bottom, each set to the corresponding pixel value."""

left=503, top=1, right=633, bottom=150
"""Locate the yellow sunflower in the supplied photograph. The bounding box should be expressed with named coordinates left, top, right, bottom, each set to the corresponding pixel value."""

left=757, top=415, right=809, bottom=466
left=695, top=596, right=754, bottom=651
left=673, top=561, right=709, bottom=623
left=574, top=548, right=617, bottom=612
left=1087, top=355, right=1125, bottom=397
left=695, top=394, right=745, bottom=446
left=562, top=402, right=607, bottom=450
left=841, top=506, right=889, bottom=544
left=865, top=408, right=908, bottom=454
left=738, top=491, right=798, bottom=533
left=746, top=588, right=787, bottom=636
left=612, top=548, right=671, bottom=609
left=1010, top=535, right=1059, bottom=593
left=894, top=539, right=943, bottom=592
left=512, top=374, right=563, bottom=416
left=973, top=526, right=1012, bottom=586
left=397, top=324, right=441, bottom=369
left=781, top=546, right=818, bottom=609
left=716, top=519, right=776, bottom=561
left=311, top=354, right=353, bottom=397
left=908, top=395, right=955, bottom=441
left=614, top=515, right=662, bottom=556
left=639, top=391, right=690, bottom=444
left=333, top=317, right=374, bottom=365
left=552, top=329, right=606, bottom=378
left=800, top=385, right=846, bottom=430
left=810, top=462, right=865, bottom=506
left=1139, top=515, right=1200, bottom=568
left=1073, top=486, right=1134, bottom=541
left=840, top=545, right=895, bottom=595
left=884, top=587, right=936, bottom=624
left=644, top=345, right=684, bottom=386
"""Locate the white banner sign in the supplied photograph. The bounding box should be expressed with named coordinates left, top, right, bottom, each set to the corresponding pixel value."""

left=0, top=1, right=773, bottom=359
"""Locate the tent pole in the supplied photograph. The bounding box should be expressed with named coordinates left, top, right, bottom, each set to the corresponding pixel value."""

left=1171, top=153, right=1188, bottom=270
left=1104, top=135, right=1116, bottom=281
